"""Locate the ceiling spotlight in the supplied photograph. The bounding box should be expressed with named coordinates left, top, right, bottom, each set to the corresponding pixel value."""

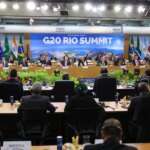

left=114, top=4, right=121, bottom=12
left=41, top=4, right=48, bottom=11
left=138, top=5, right=145, bottom=13
left=72, top=4, right=79, bottom=12
left=98, top=4, right=106, bottom=12
left=36, top=6, right=40, bottom=11
left=12, top=3, right=20, bottom=10
left=92, top=7, right=97, bottom=13
left=84, top=3, right=92, bottom=11
left=0, top=2, right=7, bottom=10
left=26, top=1, right=36, bottom=11
left=125, top=5, right=133, bottom=13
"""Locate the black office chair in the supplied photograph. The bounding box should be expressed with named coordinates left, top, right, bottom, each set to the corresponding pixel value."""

left=134, top=95, right=150, bottom=142
left=17, top=108, right=48, bottom=144
left=53, top=80, right=75, bottom=102
left=94, top=77, right=117, bottom=101
left=0, top=82, right=23, bottom=102
left=65, top=107, right=105, bottom=144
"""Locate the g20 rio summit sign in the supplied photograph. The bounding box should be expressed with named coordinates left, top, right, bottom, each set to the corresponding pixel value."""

left=42, top=36, right=113, bottom=45
left=30, top=33, right=124, bottom=59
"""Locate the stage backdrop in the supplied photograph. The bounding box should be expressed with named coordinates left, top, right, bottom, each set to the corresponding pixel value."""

left=30, top=33, right=124, bottom=59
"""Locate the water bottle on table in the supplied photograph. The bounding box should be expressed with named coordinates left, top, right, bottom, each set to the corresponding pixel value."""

left=57, top=136, right=63, bottom=150
left=10, top=96, right=15, bottom=106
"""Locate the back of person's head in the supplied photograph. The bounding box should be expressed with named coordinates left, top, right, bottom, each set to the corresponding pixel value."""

left=62, top=73, right=70, bottom=80
left=31, top=82, right=42, bottom=94
left=100, top=67, right=108, bottom=74
left=101, top=118, right=122, bottom=141
left=145, top=69, right=150, bottom=76
left=137, top=82, right=149, bottom=94
left=75, top=83, right=88, bottom=95
left=9, top=69, right=17, bottom=78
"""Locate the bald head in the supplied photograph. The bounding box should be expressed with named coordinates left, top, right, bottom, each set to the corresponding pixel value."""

left=31, top=83, right=42, bottom=94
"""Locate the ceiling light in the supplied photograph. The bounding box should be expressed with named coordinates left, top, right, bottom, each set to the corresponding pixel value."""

left=36, top=6, right=40, bottom=11
left=138, top=5, right=145, bottom=13
left=41, top=4, right=48, bottom=11
left=12, top=3, right=20, bottom=10
left=114, top=4, right=121, bottom=12
left=26, top=1, right=36, bottom=11
left=72, top=4, right=79, bottom=12
left=125, top=5, right=133, bottom=13
left=92, top=7, right=97, bottom=13
left=84, top=3, right=92, bottom=11
left=53, top=7, right=58, bottom=12
left=98, top=4, right=106, bottom=12
left=0, top=2, right=7, bottom=10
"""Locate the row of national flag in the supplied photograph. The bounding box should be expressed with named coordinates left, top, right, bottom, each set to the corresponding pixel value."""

left=0, top=34, right=24, bottom=61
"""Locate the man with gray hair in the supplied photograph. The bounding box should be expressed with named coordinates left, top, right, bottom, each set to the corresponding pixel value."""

left=18, top=82, right=56, bottom=113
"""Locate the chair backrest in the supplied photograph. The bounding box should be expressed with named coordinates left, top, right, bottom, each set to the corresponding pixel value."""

left=19, top=108, right=46, bottom=123
left=65, top=107, right=105, bottom=133
left=18, top=107, right=48, bottom=139
left=94, top=77, right=117, bottom=101
left=136, top=95, right=150, bottom=126
left=53, top=80, right=75, bottom=101
left=0, top=82, right=23, bottom=102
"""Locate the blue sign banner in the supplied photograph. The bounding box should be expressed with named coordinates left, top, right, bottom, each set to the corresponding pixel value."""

left=30, top=33, right=124, bottom=59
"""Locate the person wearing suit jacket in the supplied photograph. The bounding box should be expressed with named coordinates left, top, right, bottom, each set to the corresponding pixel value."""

left=93, top=67, right=117, bottom=101
left=5, top=69, right=23, bottom=98
left=84, top=118, right=137, bottom=150
left=65, top=84, right=104, bottom=112
left=61, top=55, right=71, bottom=67
left=128, top=82, right=150, bottom=142
left=18, top=83, right=56, bottom=113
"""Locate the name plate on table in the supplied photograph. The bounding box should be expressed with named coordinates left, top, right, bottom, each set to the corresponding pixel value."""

left=2, top=141, right=31, bottom=150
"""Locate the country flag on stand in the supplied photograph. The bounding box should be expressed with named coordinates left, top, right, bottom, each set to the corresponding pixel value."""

left=18, top=34, right=24, bottom=62
left=11, top=35, right=18, bottom=58
left=0, top=41, right=3, bottom=60
left=4, top=35, right=10, bottom=61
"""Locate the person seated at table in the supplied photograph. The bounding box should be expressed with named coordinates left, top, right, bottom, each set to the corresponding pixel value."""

left=45, top=54, right=52, bottom=66
left=128, top=82, right=150, bottom=141
left=139, top=69, right=150, bottom=84
left=93, top=67, right=117, bottom=101
left=84, top=118, right=137, bottom=150
left=6, top=69, right=23, bottom=88
left=8, top=54, right=15, bottom=64
left=128, top=82, right=150, bottom=119
left=61, top=54, right=71, bottom=67
left=18, top=82, right=56, bottom=113
left=78, top=56, right=85, bottom=67
left=62, top=73, right=70, bottom=80
left=65, top=84, right=104, bottom=112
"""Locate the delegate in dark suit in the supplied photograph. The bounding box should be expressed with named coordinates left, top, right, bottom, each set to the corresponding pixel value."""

left=18, top=83, right=56, bottom=113
left=93, top=68, right=117, bottom=101
left=65, top=94, right=103, bottom=112
left=84, top=138, right=137, bottom=150
left=84, top=118, right=137, bottom=150
left=18, top=94, right=56, bottom=113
